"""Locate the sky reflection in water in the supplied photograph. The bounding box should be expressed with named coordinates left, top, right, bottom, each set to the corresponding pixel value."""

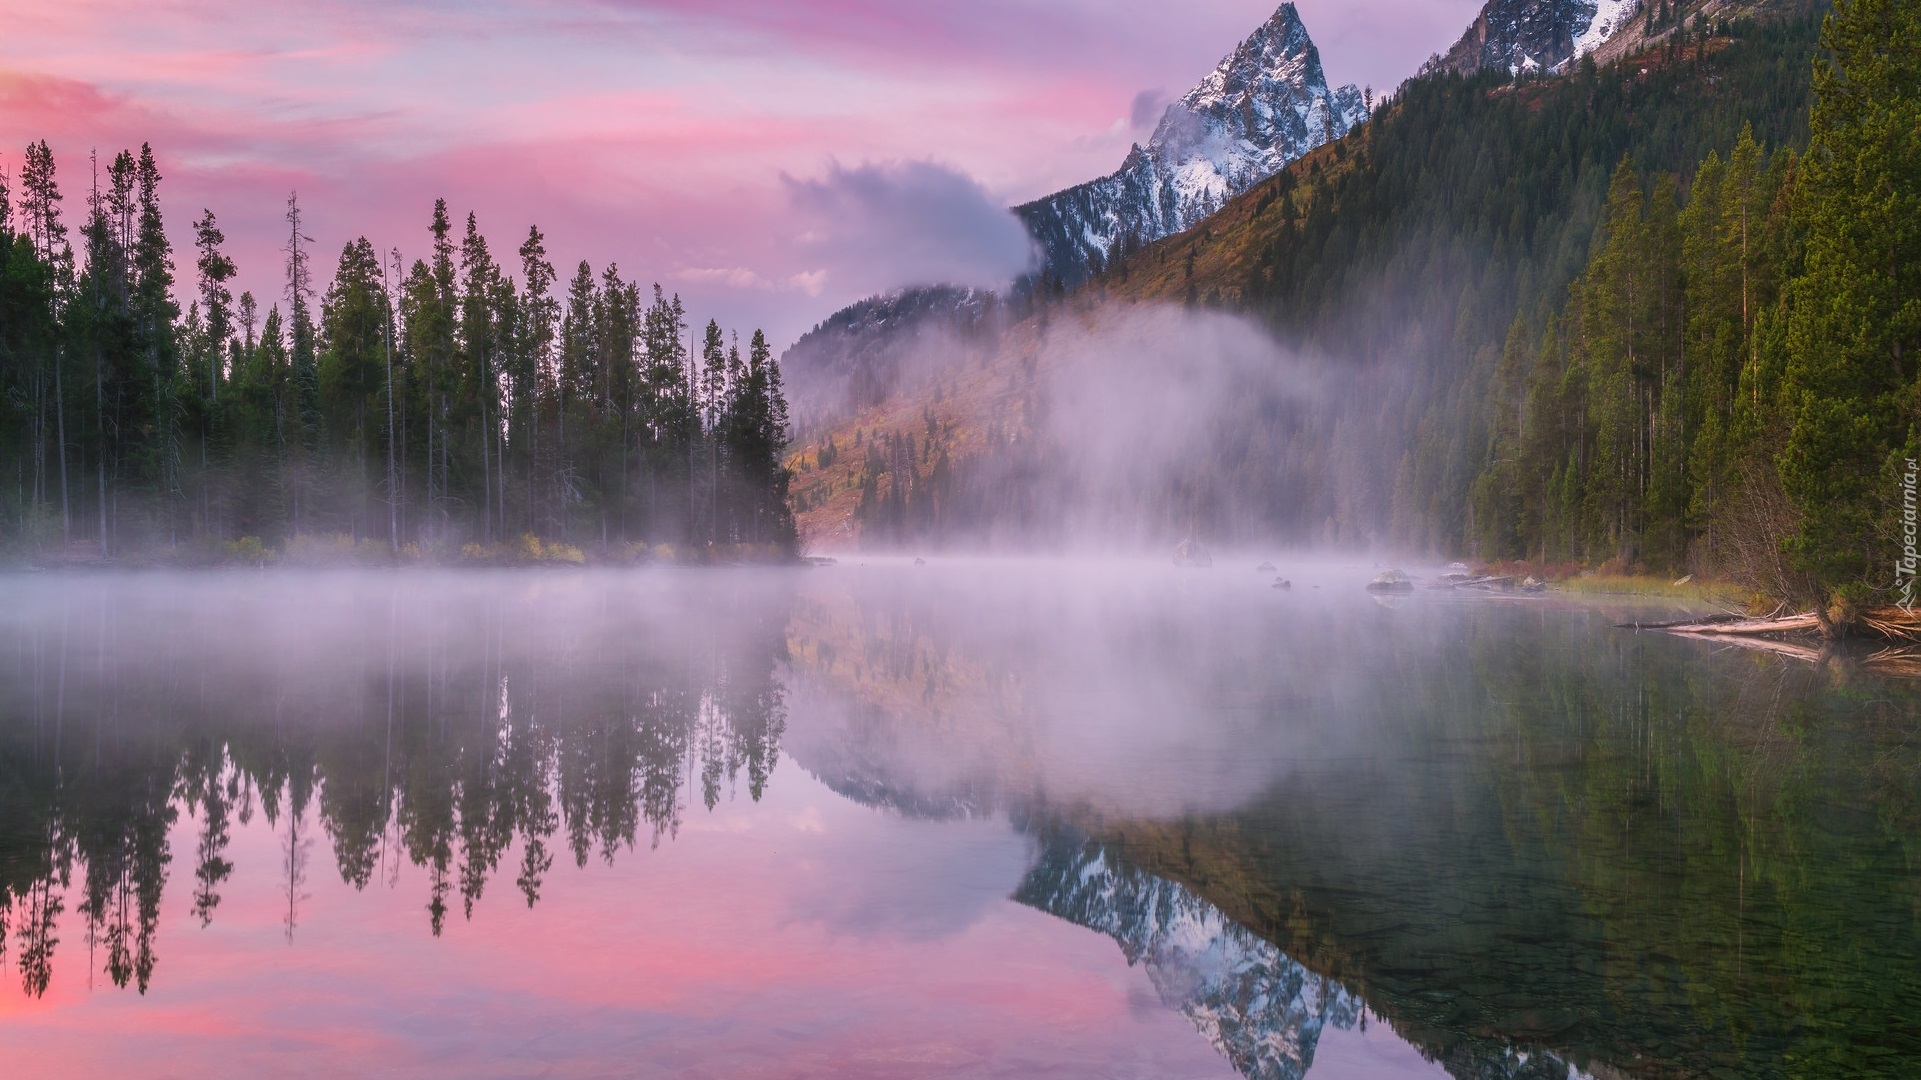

left=0, top=561, right=1915, bottom=1079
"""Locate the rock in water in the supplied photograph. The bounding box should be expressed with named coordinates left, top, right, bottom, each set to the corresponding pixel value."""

left=1256, top=561, right=1278, bottom=572
left=1366, top=569, right=1414, bottom=592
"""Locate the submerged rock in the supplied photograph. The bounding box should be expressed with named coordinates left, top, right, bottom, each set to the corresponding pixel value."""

left=1255, top=561, right=1278, bottom=572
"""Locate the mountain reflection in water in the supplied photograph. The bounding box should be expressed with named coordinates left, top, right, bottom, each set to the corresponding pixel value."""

left=0, top=562, right=1916, bottom=1079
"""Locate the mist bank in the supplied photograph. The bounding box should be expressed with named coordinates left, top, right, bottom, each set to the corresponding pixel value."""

left=788, top=303, right=1418, bottom=554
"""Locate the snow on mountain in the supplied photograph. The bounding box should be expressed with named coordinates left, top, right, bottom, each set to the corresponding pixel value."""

left=1574, top=0, right=1640, bottom=55
left=1428, top=0, right=1641, bottom=78
left=780, top=3, right=1366, bottom=422
left=1015, top=837, right=1361, bottom=1080
left=1015, top=3, right=1368, bottom=290
left=1015, top=834, right=1612, bottom=1080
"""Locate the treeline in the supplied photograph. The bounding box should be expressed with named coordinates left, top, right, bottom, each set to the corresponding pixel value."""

left=0, top=150, right=796, bottom=559
left=1473, top=0, right=1919, bottom=623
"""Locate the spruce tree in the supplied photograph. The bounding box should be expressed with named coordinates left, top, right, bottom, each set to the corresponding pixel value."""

left=1777, top=0, right=1921, bottom=625
left=193, top=210, right=235, bottom=402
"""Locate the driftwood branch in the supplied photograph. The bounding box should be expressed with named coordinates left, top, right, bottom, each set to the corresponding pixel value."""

left=1624, top=604, right=1921, bottom=677
left=1644, top=612, right=1824, bottom=636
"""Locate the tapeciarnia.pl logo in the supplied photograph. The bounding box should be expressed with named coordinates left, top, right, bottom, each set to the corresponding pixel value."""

left=1901, top=458, right=1918, bottom=612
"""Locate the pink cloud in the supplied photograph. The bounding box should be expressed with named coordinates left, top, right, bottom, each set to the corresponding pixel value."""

left=0, top=0, right=1484, bottom=346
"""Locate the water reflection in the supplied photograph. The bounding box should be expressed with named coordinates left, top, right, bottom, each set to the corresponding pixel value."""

left=779, top=562, right=1921, bottom=1079
left=0, top=563, right=1916, bottom=1080
left=0, top=572, right=791, bottom=993
left=1018, top=830, right=1365, bottom=1080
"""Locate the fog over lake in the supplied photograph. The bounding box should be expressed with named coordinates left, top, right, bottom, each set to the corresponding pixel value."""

left=0, top=562, right=1916, bottom=1079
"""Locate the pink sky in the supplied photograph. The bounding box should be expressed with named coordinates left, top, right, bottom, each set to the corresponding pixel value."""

left=0, top=0, right=1481, bottom=349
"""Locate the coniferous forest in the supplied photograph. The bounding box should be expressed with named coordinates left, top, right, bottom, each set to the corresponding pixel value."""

left=0, top=157, right=797, bottom=562
left=1206, top=0, right=1917, bottom=622
left=1468, top=0, right=1919, bottom=620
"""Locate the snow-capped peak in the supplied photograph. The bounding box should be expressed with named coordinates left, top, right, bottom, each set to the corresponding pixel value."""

left=1015, top=3, right=1368, bottom=289
left=1181, top=3, right=1319, bottom=112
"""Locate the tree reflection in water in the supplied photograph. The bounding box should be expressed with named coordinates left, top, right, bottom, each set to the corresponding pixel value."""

left=0, top=566, right=1917, bottom=1080
left=0, top=572, right=793, bottom=993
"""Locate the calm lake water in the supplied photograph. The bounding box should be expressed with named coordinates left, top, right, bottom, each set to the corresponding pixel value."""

left=0, top=561, right=1915, bottom=1079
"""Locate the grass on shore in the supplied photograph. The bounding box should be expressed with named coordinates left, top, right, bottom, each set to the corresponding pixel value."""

left=1553, top=573, right=1750, bottom=606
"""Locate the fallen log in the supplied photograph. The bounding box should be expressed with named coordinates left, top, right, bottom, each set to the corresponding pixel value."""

left=1656, top=612, right=1825, bottom=636
left=1427, top=575, right=1516, bottom=591
left=1615, top=612, right=1750, bottom=630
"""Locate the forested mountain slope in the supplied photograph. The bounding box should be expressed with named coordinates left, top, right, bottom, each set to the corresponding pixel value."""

left=788, top=1, right=1830, bottom=561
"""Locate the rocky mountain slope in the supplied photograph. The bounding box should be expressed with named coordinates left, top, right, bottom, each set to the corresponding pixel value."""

left=1015, top=3, right=1367, bottom=290
left=1428, top=0, right=1641, bottom=77
left=778, top=286, right=1004, bottom=432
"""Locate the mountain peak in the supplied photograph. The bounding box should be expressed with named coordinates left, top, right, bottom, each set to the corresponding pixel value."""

left=1015, top=3, right=1366, bottom=289
left=1181, top=2, right=1319, bottom=113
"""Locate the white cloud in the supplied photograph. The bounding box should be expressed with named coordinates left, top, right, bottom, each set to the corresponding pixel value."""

left=781, top=158, right=1038, bottom=296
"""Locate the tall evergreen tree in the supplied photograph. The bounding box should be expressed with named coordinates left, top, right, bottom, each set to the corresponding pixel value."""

left=1776, top=0, right=1921, bottom=627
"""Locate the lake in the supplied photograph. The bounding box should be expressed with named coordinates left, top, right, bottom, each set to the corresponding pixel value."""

left=0, top=561, right=1915, bottom=1079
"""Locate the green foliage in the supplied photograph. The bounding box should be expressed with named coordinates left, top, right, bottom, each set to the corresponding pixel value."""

left=1467, top=0, right=1920, bottom=617
left=1777, top=0, right=1921, bottom=606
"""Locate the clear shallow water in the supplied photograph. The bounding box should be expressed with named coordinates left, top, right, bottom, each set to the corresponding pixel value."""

left=0, top=561, right=1915, bottom=1079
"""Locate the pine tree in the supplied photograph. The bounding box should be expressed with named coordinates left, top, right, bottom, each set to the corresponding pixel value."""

left=133, top=144, right=180, bottom=521
left=318, top=237, right=390, bottom=537
left=192, top=210, right=235, bottom=402
left=699, top=318, right=726, bottom=543
left=1777, top=0, right=1921, bottom=626
left=274, top=195, right=314, bottom=530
